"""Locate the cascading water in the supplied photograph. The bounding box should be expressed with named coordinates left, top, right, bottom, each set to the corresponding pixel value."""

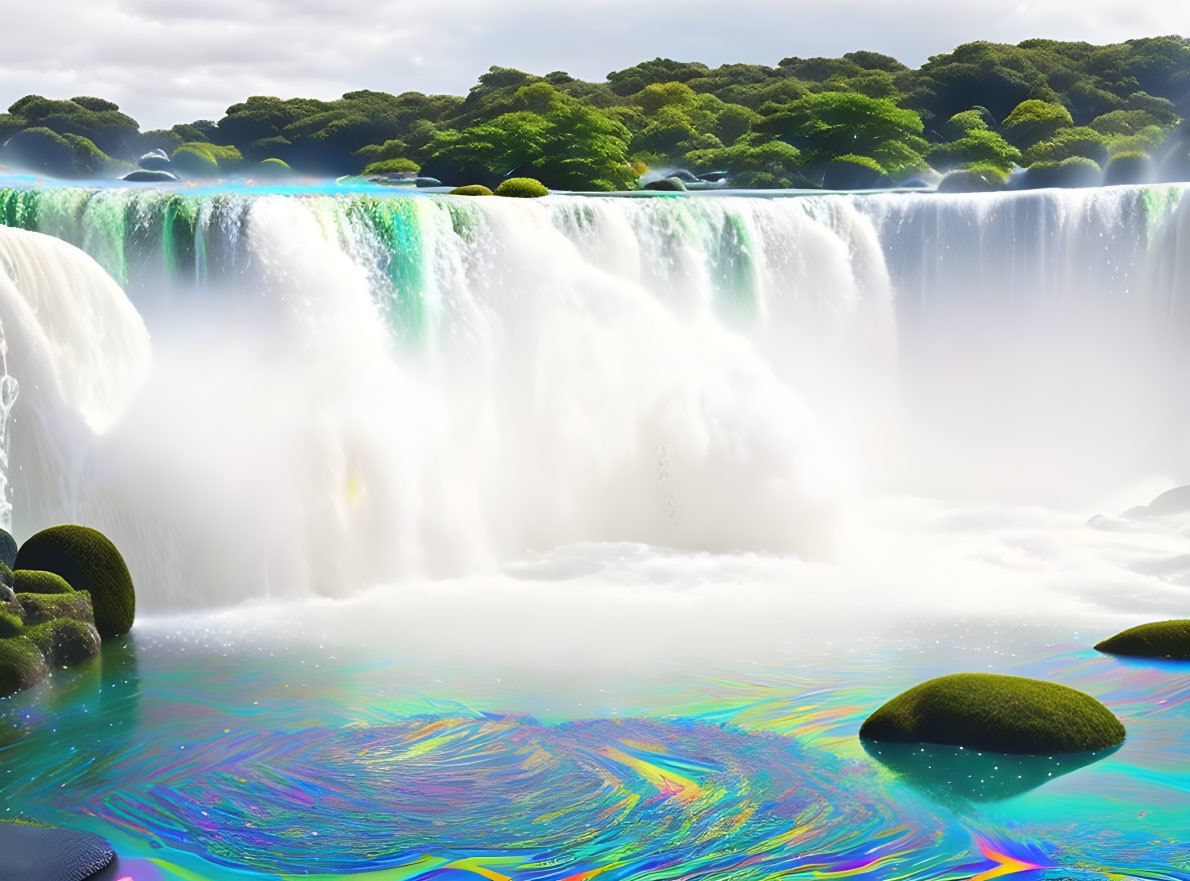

left=0, top=184, right=1187, bottom=613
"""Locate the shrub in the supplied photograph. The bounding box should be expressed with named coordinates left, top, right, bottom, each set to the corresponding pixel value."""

left=938, top=165, right=1008, bottom=192
left=1002, top=99, right=1073, bottom=148
left=1021, top=156, right=1101, bottom=189
left=2, top=127, right=115, bottom=178
left=362, top=157, right=419, bottom=175
left=1096, top=620, right=1190, bottom=658
left=0, top=636, right=48, bottom=697
left=15, top=526, right=134, bottom=638
left=171, top=142, right=243, bottom=177
left=860, top=673, right=1125, bottom=754
left=928, top=129, right=1021, bottom=172
left=494, top=177, right=549, bottom=197
left=1025, top=126, right=1110, bottom=164
left=13, top=570, right=73, bottom=595
left=821, top=154, right=892, bottom=189
left=449, top=185, right=494, bottom=195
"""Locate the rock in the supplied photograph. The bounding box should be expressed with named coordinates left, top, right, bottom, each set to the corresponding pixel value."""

left=0, top=528, right=16, bottom=569
left=0, top=823, right=115, bottom=880
left=13, top=570, right=73, bottom=595
left=821, top=158, right=894, bottom=190
left=494, top=177, right=549, bottom=198
left=414, top=177, right=443, bottom=188
left=860, top=673, right=1125, bottom=754
left=1104, top=152, right=1154, bottom=186
left=937, top=169, right=1006, bottom=193
left=666, top=169, right=699, bottom=183
left=122, top=169, right=179, bottom=182
left=0, top=636, right=48, bottom=696
left=1145, top=485, right=1190, bottom=516
left=449, top=185, right=494, bottom=196
left=697, top=170, right=728, bottom=182
left=643, top=176, right=687, bottom=192
left=138, top=150, right=172, bottom=171
left=16, top=590, right=95, bottom=627
left=25, top=617, right=100, bottom=667
left=1018, top=157, right=1101, bottom=189
left=1096, top=620, right=1190, bottom=659
left=15, top=525, right=135, bottom=639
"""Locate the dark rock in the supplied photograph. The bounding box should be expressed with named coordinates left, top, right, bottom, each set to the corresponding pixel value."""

left=138, top=150, right=172, bottom=171
left=821, top=159, right=894, bottom=190
left=414, top=177, right=443, bottom=188
left=666, top=169, right=699, bottom=183
left=1018, top=158, right=1101, bottom=189
left=860, top=672, right=1125, bottom=754
left=0, top=823, right=115, bottom=880
left=0, top=528, right=16, bottom=569
left=697, top=170, right=728, bottom=182
left=1104, top=152, right=1154, bottom=186
left=643, top=176, right=687, bottom=192
left=121, top=170, right=179, bottom=183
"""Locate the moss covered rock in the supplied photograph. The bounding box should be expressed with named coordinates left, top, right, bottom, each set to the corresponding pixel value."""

left=0, top=637, right=48, bottom=697
left=821, top=155, right=893, bottom=190
left=860, top=673, right=1125, bottom=754
left=14, top=570, right=73, bottom=595
left=1020, top=156, right=1101, bottom=189
left=15, top=526, right=134, bottom=638
left=1104, top=151, right=1154, bottom=185
left=16, top=590, right=94, bottom=627
left=938, top=167, right=1007, bottom=193
left=25, top=618, right=100, bottom=667
left=643, top=176, right=688, bottom=191
left=449, top=184, right=494, bottom=196
left=495, top=177, right=549, bottom=198
left=0, top=609, right=21, bottom=638
left=0, top=529, right=17, bottom=570
left=1096, top=620, right=1190, bottom=660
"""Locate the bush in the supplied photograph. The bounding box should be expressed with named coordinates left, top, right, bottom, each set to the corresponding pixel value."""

left=13, top=570, right=73, bottom=595
left=170, top=142, right=243, bottom=177
left=1002, top=99, right=1073, bottom=148
left=1104, top=150, right=1155, bottom=185
left=1025, top=126, right=1110, bottom=164
left=2, top=127, right=115, bottom=178
left=15, top=526, right=134, bottom=639
left=1096, top=620, right=1190, bottom=658
left=494, top=177, right=549, bottom=197
left=449, top=184, right=494, bottom=195
left=0, top=636, right=48, bottom=697
left=928, top=129, right=1021, bottom=172
left=860, top=673, right=1125, bottom=754
left=821, top=155, right=892, bottom=189
left=25, top=618, right=100, bottom=667
left=362, top=157, right=419, bottom=175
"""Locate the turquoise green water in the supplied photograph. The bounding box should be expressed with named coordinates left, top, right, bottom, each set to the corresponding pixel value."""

left=1, top=618, right=1188, bottom=881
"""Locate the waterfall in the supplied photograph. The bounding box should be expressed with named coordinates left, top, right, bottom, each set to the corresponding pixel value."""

left=0, top=184, right=1185, bottom=610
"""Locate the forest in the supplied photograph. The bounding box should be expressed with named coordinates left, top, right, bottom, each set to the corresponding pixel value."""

left=0, top=36, right=1187, bottom=191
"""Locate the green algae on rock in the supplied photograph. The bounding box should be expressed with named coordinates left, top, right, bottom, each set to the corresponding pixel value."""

left=1096, top=620, right=1190, bottom=660
left=494, top=177, right=549, bottom=198
left=15, top=525, right=135, bottom=638
left=860, top=673, right=1125, bottom=754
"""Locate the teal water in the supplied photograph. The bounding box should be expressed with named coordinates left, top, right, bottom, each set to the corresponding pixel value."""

left=2, top=613, right=1189, bottom=880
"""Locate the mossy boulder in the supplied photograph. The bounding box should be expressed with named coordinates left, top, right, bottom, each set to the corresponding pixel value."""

left=495, top=177, right=549, bottom=198
left=0, top=637, right=48, bottom=697
left=821, top=156, right=893, bottom=190
left=25, top=618, right=100, bottom=667
left=0, top=610, right=21, bottom=638
left=16, top=590, right=94, bottom=627
left=449, top=184, right=494, bottom=196
left=643, top=176, right=688, bottom=192
left=0, top=529, right=17, bottom=569
left=1019, top=156, right=1101, bottom=189
left=860, top=673, right=1125, bottom=754
left=14, top=570, right=73, bottom=595
left=1096, top=620, right=1190, bottom=660
left=938, top=167, right=1007, bottom=193
left=1104, top=151, right=1154, bottom=185
left=15, top=526, right=134, bottom=638
left=121, top=169, right=179, bottom=183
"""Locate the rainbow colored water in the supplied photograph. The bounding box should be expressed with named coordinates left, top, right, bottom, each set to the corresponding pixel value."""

left=2, top=616, right=1189, bottom=880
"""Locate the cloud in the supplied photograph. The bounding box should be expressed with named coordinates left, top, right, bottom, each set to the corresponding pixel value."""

left=0, top=0, right=1182, bottom=128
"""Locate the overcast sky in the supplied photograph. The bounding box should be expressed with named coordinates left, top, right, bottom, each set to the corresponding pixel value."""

left=0, top=0, right=1184, bottom=128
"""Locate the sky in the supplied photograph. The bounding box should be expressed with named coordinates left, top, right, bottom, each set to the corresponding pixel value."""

left=0, top=0, right=1184, bottom=128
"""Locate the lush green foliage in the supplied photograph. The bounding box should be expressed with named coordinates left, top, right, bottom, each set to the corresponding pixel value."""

left=0, top=36, right=1186, bottom=187
left=15, top=525, right=135, bottom=639
left=860, top=673, right=1126, bottom=754
left=449, top=185, right=494, bottom=195
left=1096, top=620, right=1190, bottom=658
left=13, top=570, right=73, bottom=595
